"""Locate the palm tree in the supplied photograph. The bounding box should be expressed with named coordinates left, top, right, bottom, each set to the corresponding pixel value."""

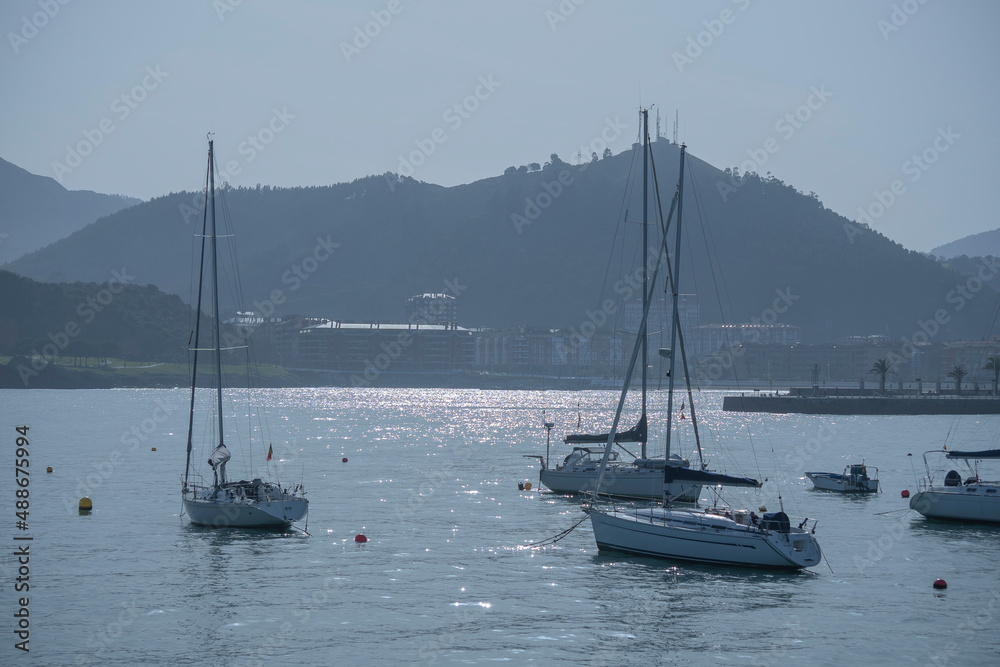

left=867, top=357, right=893, bottom=394
left=984, top=355, right=1000, bottom=396
left=947, top=364, right=968, bottom=395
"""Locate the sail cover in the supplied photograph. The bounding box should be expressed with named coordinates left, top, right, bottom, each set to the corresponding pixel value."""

left=664, top=467, right=762, bottom=488
left=208, top=444, right=232, bottom=468
left=947, top=449, right=1000, bottom=459
left=208, top=444, right=231, bottom=486
left=564, top=415, right=647, bottom=445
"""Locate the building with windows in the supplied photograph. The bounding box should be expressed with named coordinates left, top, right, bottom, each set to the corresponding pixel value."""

left=405, top=293, right=458, bottom=326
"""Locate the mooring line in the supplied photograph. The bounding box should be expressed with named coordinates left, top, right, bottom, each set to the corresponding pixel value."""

left=520, top=515, right=589, bottom=549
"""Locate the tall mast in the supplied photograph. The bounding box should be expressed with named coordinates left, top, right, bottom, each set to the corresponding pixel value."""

left=641, top=109, right=649, bottom=459
left=663, top=144, right=686, bottom=461
left=184, top=141, right=212, bottom=487
left=208, top=140, right=225, bottom=448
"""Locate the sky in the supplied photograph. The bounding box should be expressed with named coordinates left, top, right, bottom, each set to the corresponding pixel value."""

left=1, top=0, right=997, bottom=253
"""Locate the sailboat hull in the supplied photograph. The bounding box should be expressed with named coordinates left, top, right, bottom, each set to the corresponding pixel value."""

left=183, top=481, right=308, bottom=529
left=588, top=506, right=822, bottom=569
left=909, top=487, right=1000, bottom=523
left=540, top=467, right=700, bottom=501
left=184, top=497, right=308, bottom=528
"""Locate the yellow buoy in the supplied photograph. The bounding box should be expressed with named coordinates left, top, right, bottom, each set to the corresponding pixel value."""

left=524, top=482, right=532, bottom=491
left=151, top=447, right=156, bottom=451
left=79, top=497, right=93, bottom=513
left=46, top=466, right=52, bottom=473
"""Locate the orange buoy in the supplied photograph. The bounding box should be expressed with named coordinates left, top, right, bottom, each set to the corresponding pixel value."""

left=933, top=579, right=947, bottom=589
left=46, top=466, right=52, bottom=473
left=524, top=482, right=532, bottom=491
left=151, top=447, right=157, bottom=451
left=901, top=489, right=910, bottom=498
left=354, top=534, right=367, bottom=543
left=342, top=457, right=348, bottom=463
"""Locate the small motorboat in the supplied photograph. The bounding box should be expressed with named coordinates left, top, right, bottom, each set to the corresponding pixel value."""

left=806, top=463, right=879, bottom=493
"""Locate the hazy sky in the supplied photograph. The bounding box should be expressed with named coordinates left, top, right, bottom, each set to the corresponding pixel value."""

left=2, top=0, right=997, bottom=252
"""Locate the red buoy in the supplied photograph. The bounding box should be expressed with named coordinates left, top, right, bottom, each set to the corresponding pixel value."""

left=342, top=457, right=348, bottom=463
left=933, top=579, right=947, bottom=589
left=901, top=489, right=910, bottom=498
left=354, top=534, right=367, bottom=543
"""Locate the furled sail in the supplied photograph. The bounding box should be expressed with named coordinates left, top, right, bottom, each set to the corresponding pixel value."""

left=946, top=449, right=1000, bottom=459
left=208, top=444, right=232, bottom=485
left=663, top=467, right=761, bottom=488
left=564, top=415, right=647, bottom=445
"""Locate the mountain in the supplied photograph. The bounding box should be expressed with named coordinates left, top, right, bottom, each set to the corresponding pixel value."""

left=4, top=143, right=995, bottom=343
left=0, top=269, right=193, bottom=363
left=0, top=157, right=139, bottom=264
left=930, top=230, right=1000, bottom=260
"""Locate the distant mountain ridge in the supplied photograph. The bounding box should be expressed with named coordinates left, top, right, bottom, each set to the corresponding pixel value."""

left=0, top=157, right=139, bottom=264
left=930, top=229, right=1000, bottom=260
left=4, top=143, right=995, bottom=344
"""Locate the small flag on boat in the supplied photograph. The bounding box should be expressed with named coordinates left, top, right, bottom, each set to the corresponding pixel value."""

left=266, top=445, right=273, bottom=461
left=680, top=402, right=685, bottom=411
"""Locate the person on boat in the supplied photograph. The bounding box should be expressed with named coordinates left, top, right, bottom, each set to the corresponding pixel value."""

left=750, top=511, right=759, bottom=526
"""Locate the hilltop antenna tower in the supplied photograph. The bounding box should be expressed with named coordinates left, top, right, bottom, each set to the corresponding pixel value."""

left=656, top=109, right=661, bottom=142
left=673, top=110, right=678, bottom=145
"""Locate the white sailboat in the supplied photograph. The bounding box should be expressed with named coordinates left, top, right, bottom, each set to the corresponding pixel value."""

left=530, top=111, right=702, bottom=502
left=585, top=116, right=822, bottom=569
left=909, top=448, right=1000, bottom=523
left=181, top=137, right=308, bottom=529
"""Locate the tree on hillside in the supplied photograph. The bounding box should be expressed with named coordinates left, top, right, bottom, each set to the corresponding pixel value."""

left=603, top=148, right=612, bottom=159
left=947, top=364, right=968, bottom=394
left=867, top=357, right=893, bottom=394
left=984, top=354, right=1000, bottom=395
left=528, top=163, right=540, bottom=172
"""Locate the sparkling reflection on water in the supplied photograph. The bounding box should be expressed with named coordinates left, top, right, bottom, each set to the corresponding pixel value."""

left=2, top=387, right=999, bottom=665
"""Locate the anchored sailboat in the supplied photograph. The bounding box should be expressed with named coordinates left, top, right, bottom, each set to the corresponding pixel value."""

left=910, top=448, right=1000, bottom=523
left=585, top=119, right=822, bottom=569
left=181, top=137, right=308, bottom=529
left=530, top=111, right=702, bottom=502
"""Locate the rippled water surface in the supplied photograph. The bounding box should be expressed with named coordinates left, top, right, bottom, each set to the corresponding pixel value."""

left=2, top=388, right=999, bottom=665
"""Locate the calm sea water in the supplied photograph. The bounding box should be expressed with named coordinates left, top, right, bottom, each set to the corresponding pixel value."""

left=2, top=387, right=999, bottom=665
